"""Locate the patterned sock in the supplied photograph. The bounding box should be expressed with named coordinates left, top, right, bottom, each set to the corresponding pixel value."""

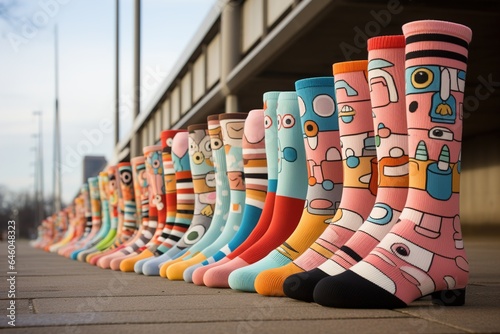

left=109, top=157, right=154, bottom=271
left=121, top=145, right=167, bottom=272
left=85, top=171, right=118, bottom=262
left=199, top=109, right=267, bottom=286
left=169, top=112, right=248, bottom=281
left=255, top=76, right=343, bottom=295
left=49, top=207, right=76, bottom=253
left=228, top=91, right=308, bottom=292
left=159, top=116, right=231, bottom=278
left=314, top=20, right=471, bottom=308
left=71, top=177, right=102, bottom=260
left=90, top=166, right=122, bottom=265
left=57, top=196, right=84, bottom=256
left=62, top=184, right=92, bottom=258
left=283, top=60, right=380, bottom=301
left=187, top=92, right=280, bottom=286
left=143, top=125, right=215, bottom=275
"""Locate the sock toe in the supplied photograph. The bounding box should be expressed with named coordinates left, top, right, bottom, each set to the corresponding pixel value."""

left=313, top=270, right=407, bottom=308
left=283, top=268, right=328, bottom=302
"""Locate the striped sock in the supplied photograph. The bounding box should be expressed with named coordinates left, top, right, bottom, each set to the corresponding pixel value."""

left=199, top=109, right=267, bottom=287
left=160, top=116, right=231, bottom=278
left=314, top=20, right=471, bottom=308
left=172, top=112, right=248, bottom=282
left=228, top=92, right=308, bottom=292
left=255, top=76, right=343, bottom=296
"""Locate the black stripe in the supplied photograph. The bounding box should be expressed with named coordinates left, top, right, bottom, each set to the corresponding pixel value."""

left=176, top=178, right=192, bottom=183
left=406, top=33, right=468, bottom=49
left=340, top=245, right=363, bottom=262
left=244, top=173, right=268, bottom=179
left=177, top=209, right=193, bottom=214
left=406, top=50, right=467, bottom=63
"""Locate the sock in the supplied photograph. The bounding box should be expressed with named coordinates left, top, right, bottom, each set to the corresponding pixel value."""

left=121, top=145, right=167, bottom=272
left=58, top=196, right=85, bottom=256
left=160, top=116, right=231, bottom=278
left=314, top=20, right=471, bottom=308
left=169, top=112, right=248, bottom=281
left=84, top=171, right=118, bottom=262
left=202, top=92, right=280, bottom=287
left=255, top=76, right=344, bottom=296
left=283, top=60, right=380, bottom=301
left=109, top=157, right=154, bottom=271
left=61, top=184, right=92, bottom=258
left=143, top=125, right=216, bottom=275
left=71, top=176, right=102, bottom=260
left=49, top=207, right=75, bottom=253
left=90, top=166, right=121, bottom=265
left=198, top=109, right=267, bottom=286
left=228, top=91, right=308, bottom=292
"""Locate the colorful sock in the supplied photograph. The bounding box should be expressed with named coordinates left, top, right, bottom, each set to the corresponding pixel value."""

left=83, top=171, right=117, bottom=262
left=287, top=41, right=409, bottom=301
left=150, top=130, right=185, bottom=252
left=143, top=125, right=216, bottom=275
left=193, top=92, right=280, bottom=286
left=62, top=184, right=92, bottom=258
left=159, top=116, right=231, bottom=278
left=71, top=177, right=102, bottom=260
left=169, top=112, right=248, bottom=281
left=49, top=207, right=76, bottom=253
left=255, top=76, right=343, bottom=295
left=109, top=158, right=154, bottom=270
left=314, top=20, right=471, bottom=308
left=199, top=109, right=267, bottom=286
left=228, top=91, right=308, bottom=292
left=121, top=145, right=167, bottom=272
left=90, top=166, right=123, bottom=265
left=283, top=60, right=381, bottom=301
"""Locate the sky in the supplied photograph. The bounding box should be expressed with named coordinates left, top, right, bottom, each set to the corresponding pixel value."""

left=0, top=0, right=217, bottom=206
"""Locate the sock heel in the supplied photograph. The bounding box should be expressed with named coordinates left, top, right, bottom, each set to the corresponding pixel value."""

left=431, top=288, right=466, bottom=306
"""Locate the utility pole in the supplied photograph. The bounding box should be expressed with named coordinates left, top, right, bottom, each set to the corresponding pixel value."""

left=115, top=0, right=120, bottom=145
left=33, top=110, right=45, bottom=222
left=53, top=25, right=62, bottom=213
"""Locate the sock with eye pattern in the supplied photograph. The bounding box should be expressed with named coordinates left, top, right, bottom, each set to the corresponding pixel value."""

left=97, top=161, right=140, bottom=268
left=227, top=92, right=308, bottom=292
left=143, top=125, right=216, bottom=275
left=121, top=145, right=169, bottom=272
left=314, top=20, right=471, bottom=309
left=201, top=92, right=280, bottom=287
left=254, top=76, right=344, bottom=296
left=109, top=158, right=154, bottom=270
left=169, top=112, right=248, bottom=282
left=159, top=116, right=231, bottom=278
left=283, top=60, right=382, bottom=301
left=194, top=109, right=267, bottom=286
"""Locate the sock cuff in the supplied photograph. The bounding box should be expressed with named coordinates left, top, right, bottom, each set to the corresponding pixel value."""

left=367, top=35, right=405, bottom=51
left=188, top=123, right=208, bottom=131
left=295, top=76, right=334, bottom=90
left=143, top=145, right=162, bottom=154
left=131, top=156, right=145, bottom=166
left=333, top=60, right=368, bottom=75
left=402, top=20, right=472, bottom=44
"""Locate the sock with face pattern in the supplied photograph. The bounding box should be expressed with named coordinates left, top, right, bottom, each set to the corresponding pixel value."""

left=201, top=92, right=280, bottom=287
left=159, top=116, right=231, bottom=278
left=97, top=162, right=140, bottom=268
left=227, top=92, right=308, bottom=292
left=254, top=76, right=344, bottom=296
left=169, top=113, right=248, bottom=282
left=109, top=157, right=153, bottom=270
left=314, top=21, right=471, bottom=308
left=142, top=125, right=216, bottom=275
left=192, top=109, right=267, bottom=286
left=283, top=60, right=382, bottom=301
left=121, top=145, right=168, bottom=272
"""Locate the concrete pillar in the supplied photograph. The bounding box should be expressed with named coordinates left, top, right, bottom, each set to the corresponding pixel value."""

left=220, top=0, right=241, bottom=112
